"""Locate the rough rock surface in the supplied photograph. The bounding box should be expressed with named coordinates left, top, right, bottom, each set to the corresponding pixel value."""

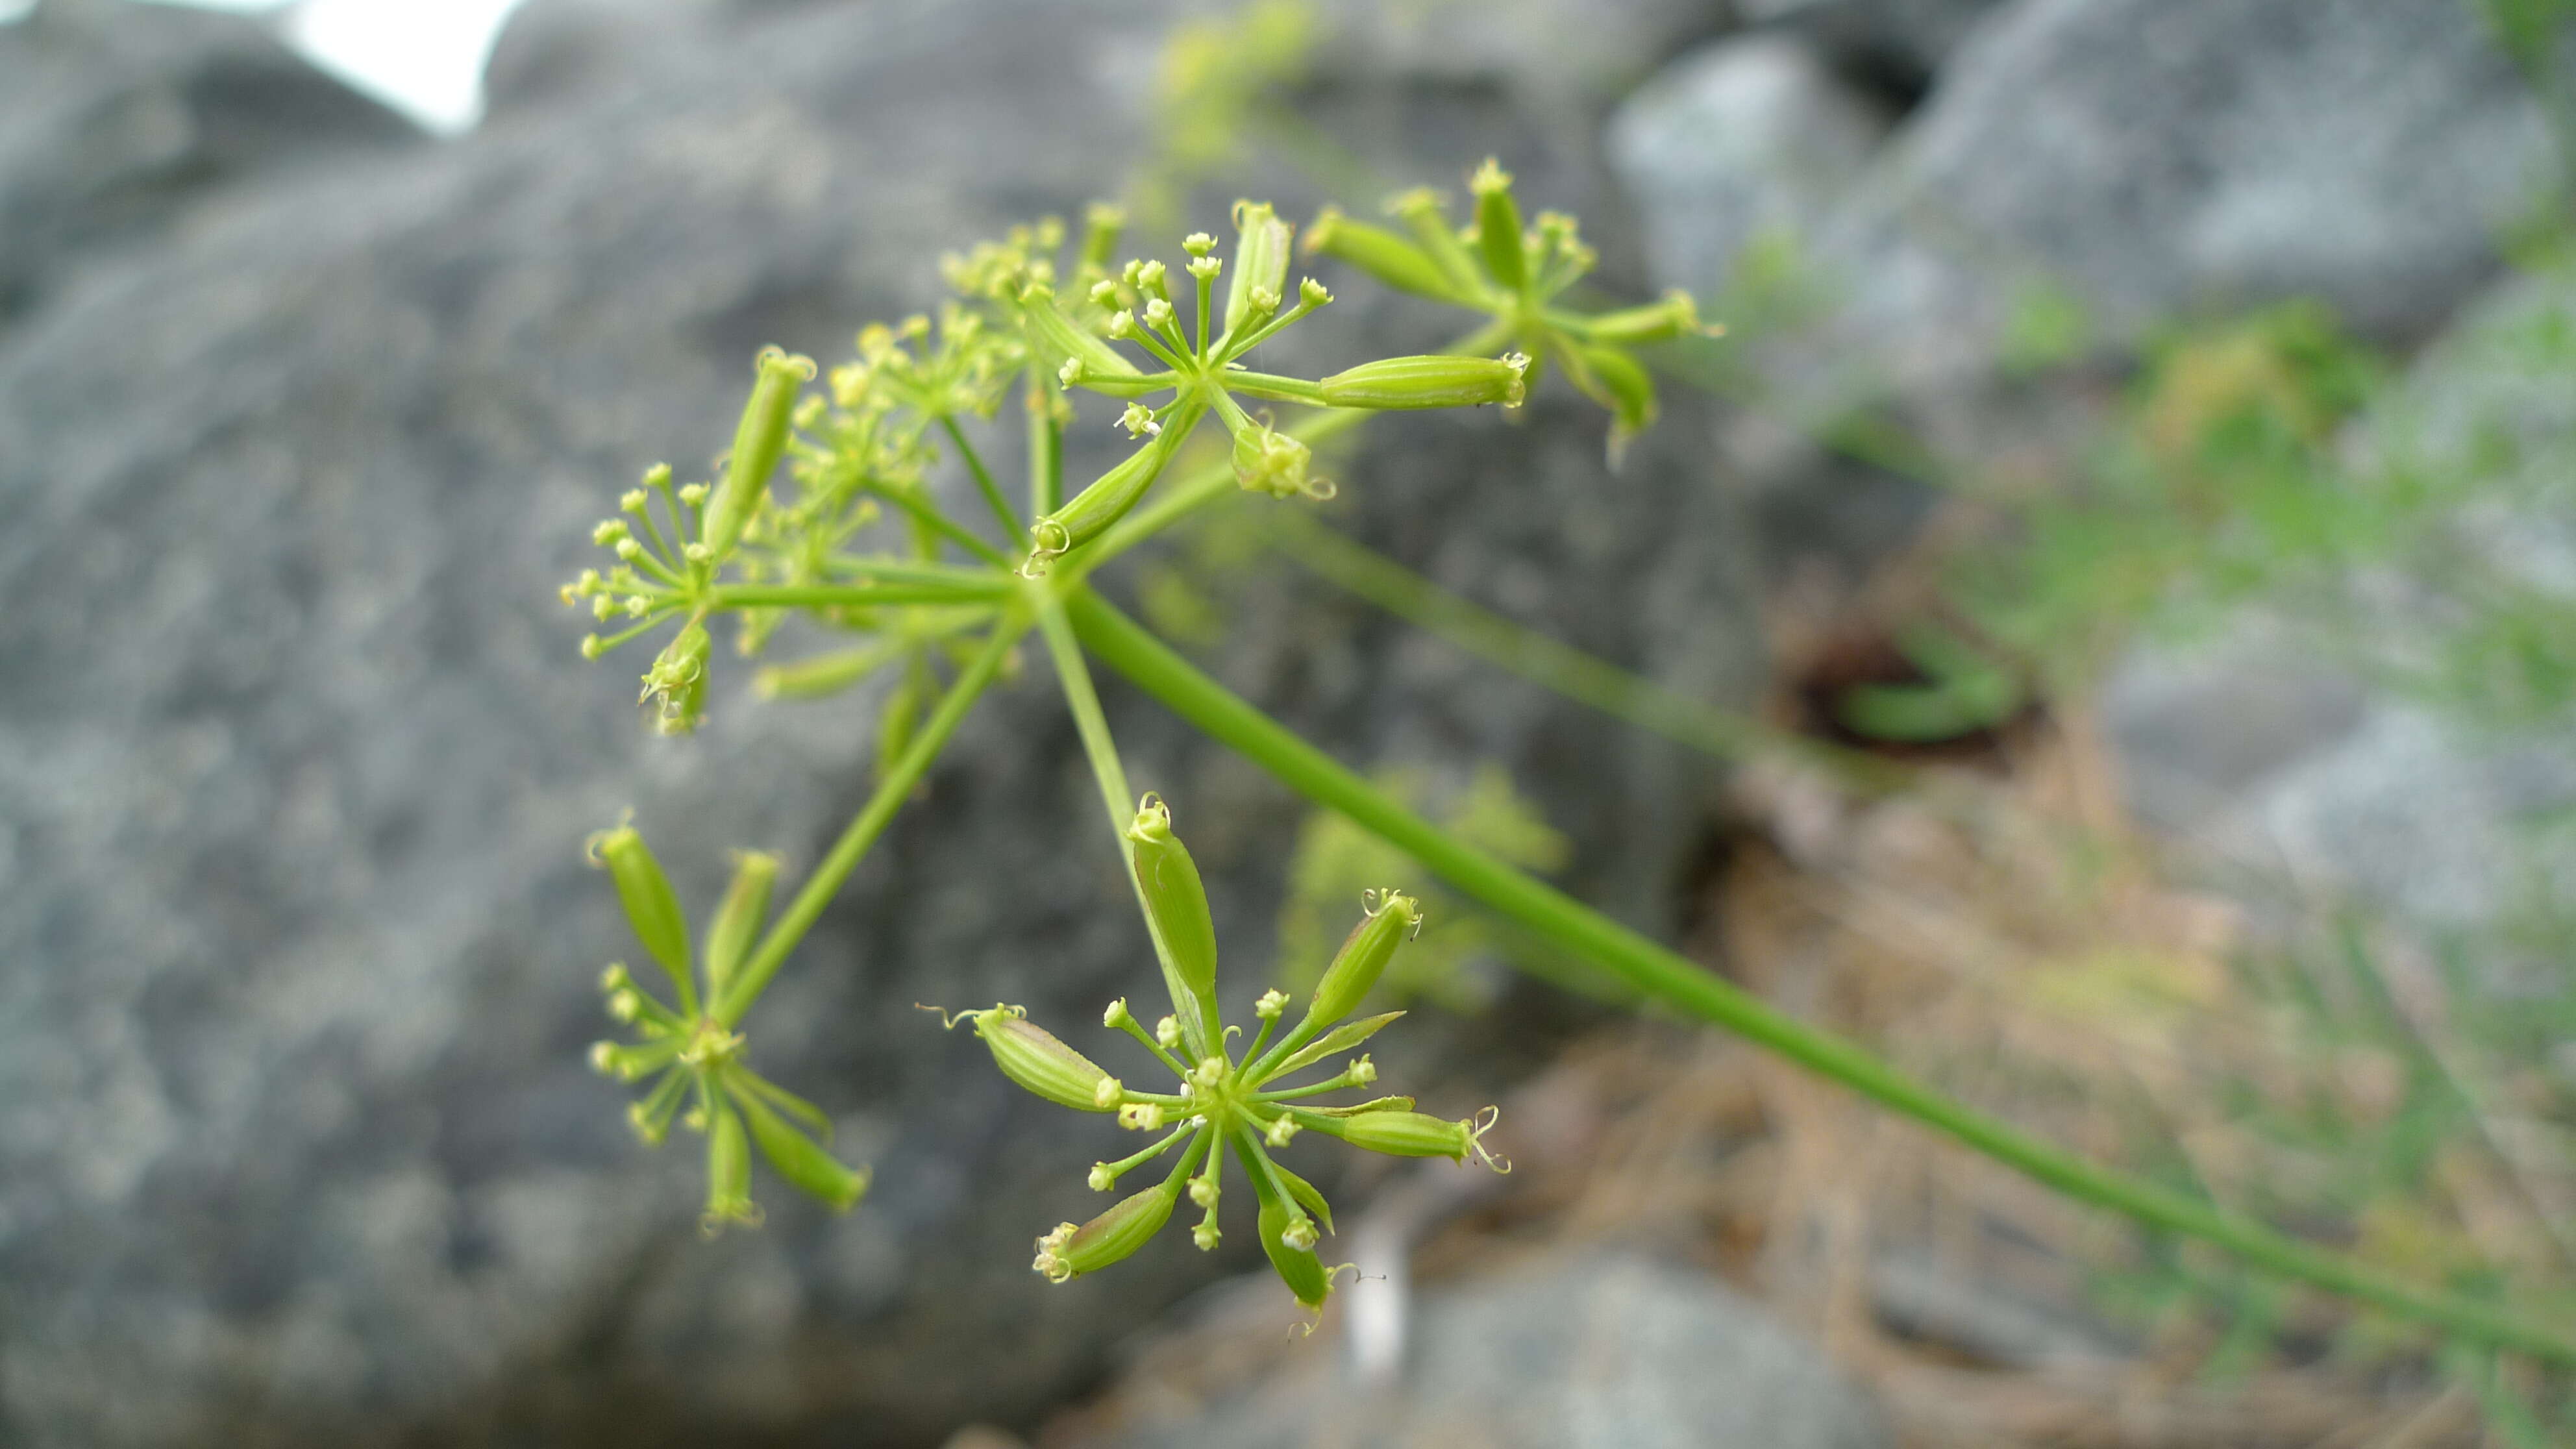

left=1735, top=0, right=2005, bottom=82
left=0, top=1, right=1755, bottom=1446
left=1813, top=0, right=2555, bottom=397
left=0, top=0, right=419, bottom=330
left=1058, top=1248, right=1890, bottom=1449
left=1612, top=0, right=2556, bottom=599
left=1607, top=32, right=1894, bottom=308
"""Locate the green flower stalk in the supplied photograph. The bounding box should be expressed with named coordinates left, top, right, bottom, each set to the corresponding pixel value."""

left=585, top=821, right=871, bottom=1231
left=948, top=798, right=1502, bottom=1309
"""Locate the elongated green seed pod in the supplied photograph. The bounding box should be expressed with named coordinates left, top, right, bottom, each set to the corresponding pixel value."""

left=1017, top=283, right=1141, bottom=383
left=1078, top=203, right=1125, bottom=274
left=732, top=1081, right=867, bottom=1212
left=1225, top=199, right=1293, bottom=334
left=701, top=850, right=779, bottom=1004
left=1034, top=1180, right=1179, bottom=1282
left=972, top=1006, right=1117, bottom=1111
left=752, top=639, right=907, bottom=701
left=1309, top=892, right=1419, bottom=1025
left=1572, top=343, right=1656, bottom=437
left=1304, top=205, right=1463, bottom=302
left=1385, top=188, right=1486, bottom=297
left=704, top=347, right=813, bottom=560
left=1468, top=158, right=1527, bottom=293
left=1235, top=1138, right=1330, bottom=1306
left=1319, top=354, right=1526, bottom=410
left=1126, top=796, right=1219, bottom=1022
left=1030, top=400, right=1200, bottom=558
left=1579, top=290, right=1708, bottom=345
left=593, top=824, right=691, bottom=998
left=1229, top=423, right=1326, bottom=499
left=704, top=1099, right=758, bottom=1232
left=639, top=617, right=713, bottom=737
left=1326, top=1109, right=1472, bottom=1161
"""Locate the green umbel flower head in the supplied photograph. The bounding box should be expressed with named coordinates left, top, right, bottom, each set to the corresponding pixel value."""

left=1303, top=157, right=1721, bottom=465
left=943, top=797, right=1504, bottom=1310
left=585, top=823, right=871, bottom=1232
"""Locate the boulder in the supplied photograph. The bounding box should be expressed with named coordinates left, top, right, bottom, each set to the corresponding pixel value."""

left=0, top=1, right=1757, bottom=1444
left=1607, top=32, right=1895, bottom=308
left=0, top=0, right=418, bottom=332
left=1813, top=0, right=2556, bottom=398
left=1054, top=1248, right=1890, bottom=1449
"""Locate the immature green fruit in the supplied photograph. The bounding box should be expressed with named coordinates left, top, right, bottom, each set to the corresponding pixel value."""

left=733, top=1084, right=868, bottom=1212
left=1078, top=202, right=1126, bottom=275
left=1228, top=423, right=1330, bottom=500
left=592, top=824, right=691, bottom=997
left=704, top=347, right=813, bottom=561
left=1384, top=187, right=1485, bottom=297
left=1224, top=199, right=1293, bottom=336
left=1028, top=399, right=1202, bottom=564
left=640, top=618, right=713, bottom=736
left=702, top=1100, right=760, bottom=1233
left=1582, top=289, right=1710, bottom=345
left=1238, top=1141, right=1331, bottom=1307
left=1468, top=158, right=1527, bottom=293
left=1017, top=282, right=1142, bottom=386
left=1571, top=343, right=1657, bottom=449
left=1320, top=354, right=1528, bottom=410
left=1033, top=1180, right=1179, bottom=1282
left=970, top=1006, right=1119, bottom=1112
left=701, top=850, right=779, bottom=1003
left=1126, top=796, right=1219, bottom=1020
left=1304, top=205, right=1462, bottom=302
left=1330, top=1109, right=1475, bottom=1160
left=1309, top=891, right=1420, bottom=1025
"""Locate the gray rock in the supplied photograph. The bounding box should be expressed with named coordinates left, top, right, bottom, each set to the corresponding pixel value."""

left=1816, top=0, right=2554, bottom=399
left=0, top=1, right=1759, bottom=1445
left=1609, top=0, right=2555, bottom=600
left=1059, top=1248, right=1889, bottom=1449
left=1608, top=31, right=1895, bottom=306
left=0, top=0, right=418, bottom=332
left=1737, top=0, right=2006, bottom=80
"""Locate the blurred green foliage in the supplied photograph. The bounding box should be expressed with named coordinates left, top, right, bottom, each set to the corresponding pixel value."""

left=1273, top=763, right=1583, bottom=1013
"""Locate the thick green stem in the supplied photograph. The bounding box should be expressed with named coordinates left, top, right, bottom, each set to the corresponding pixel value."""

left=1063, top=588, right=2576, bottom=1366
left=713, top=614, right=1027, bottom=1024
left=1030, top=593, right=1217, bottom=1059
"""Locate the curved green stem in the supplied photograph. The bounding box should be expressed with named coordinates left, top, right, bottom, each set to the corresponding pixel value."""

left=713, top=613, right=1028, bottom=1024
left=1029, top=591, right=1217, bottom=1059
left=1063, top=587, right=2576, bottom=1367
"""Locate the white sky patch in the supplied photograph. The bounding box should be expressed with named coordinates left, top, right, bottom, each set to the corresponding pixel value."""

left=284, top=0, right=528, bottom=135
left=17, top=0, right=527, bottom=137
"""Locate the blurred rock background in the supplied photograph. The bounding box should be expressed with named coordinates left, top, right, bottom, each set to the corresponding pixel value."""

left=5, top=0, right=2574, bottom=1446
